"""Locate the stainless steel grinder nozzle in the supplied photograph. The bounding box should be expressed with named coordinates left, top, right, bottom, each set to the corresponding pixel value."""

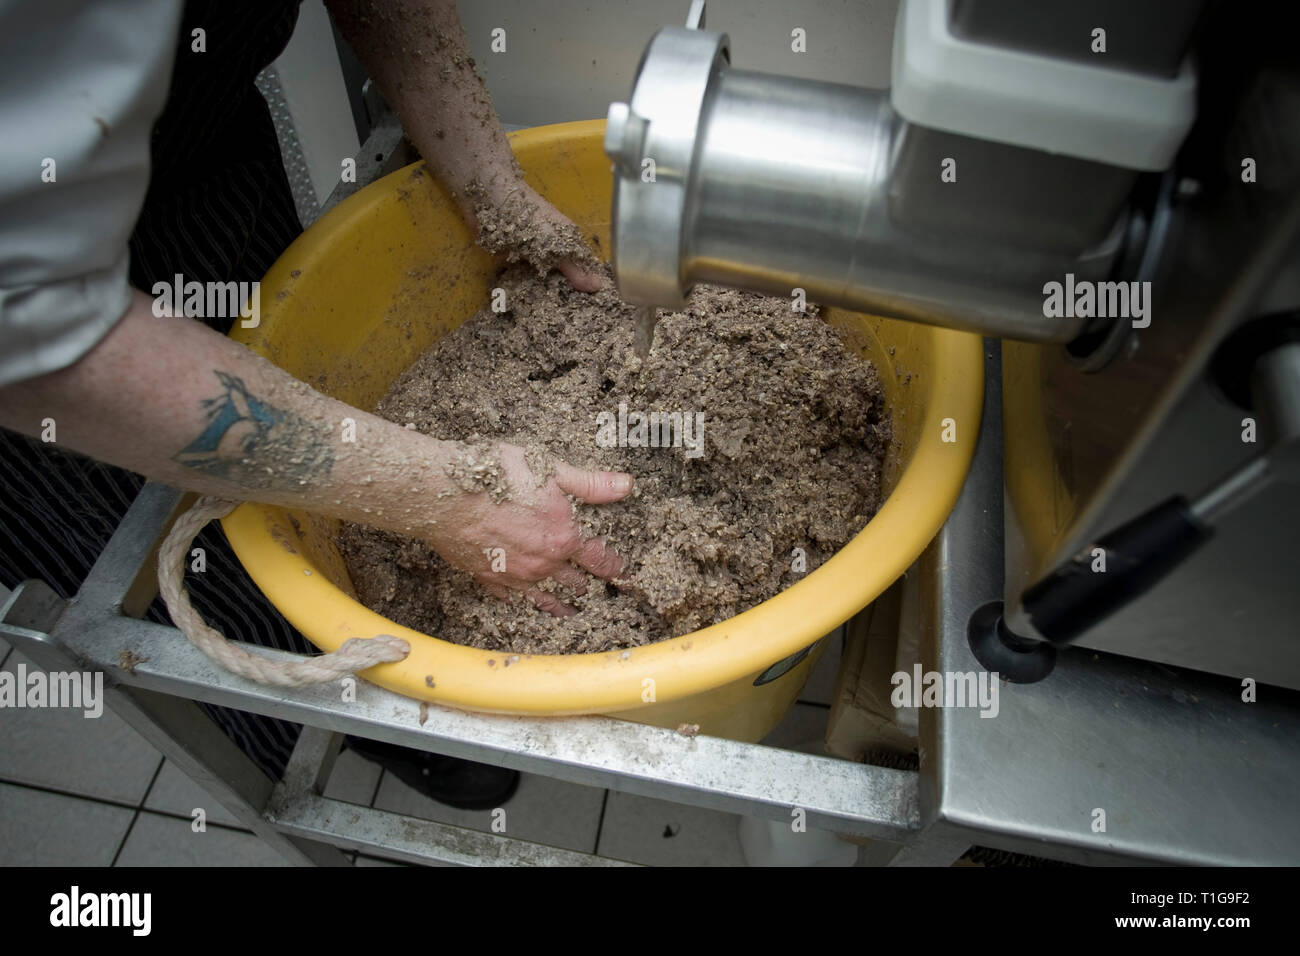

left=603, top=1, right=1156, bottom=344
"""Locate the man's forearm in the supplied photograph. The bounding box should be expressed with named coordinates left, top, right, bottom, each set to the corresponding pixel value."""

left=0, top=291, right=459, bottom=538
left=326, top=0, right=602, bottom=289
left=327, top=0, right=520, bottom=202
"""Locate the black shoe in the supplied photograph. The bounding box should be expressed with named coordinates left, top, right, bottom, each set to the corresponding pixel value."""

left=345, top=736, right=520, bottom=811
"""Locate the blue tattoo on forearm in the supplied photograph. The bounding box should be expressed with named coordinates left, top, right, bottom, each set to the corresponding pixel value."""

left=174, top=372, right=334, bottom=490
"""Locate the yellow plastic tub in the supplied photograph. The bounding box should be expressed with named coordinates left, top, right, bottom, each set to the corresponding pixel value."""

left=224, top=120, right=984, bottom=741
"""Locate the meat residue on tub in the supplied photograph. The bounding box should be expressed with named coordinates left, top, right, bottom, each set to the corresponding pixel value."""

left=338, top=264, right=889, bottom=655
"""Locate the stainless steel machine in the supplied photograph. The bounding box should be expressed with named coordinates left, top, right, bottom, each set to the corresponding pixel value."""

left=605, top=0, right=1300, bottom=691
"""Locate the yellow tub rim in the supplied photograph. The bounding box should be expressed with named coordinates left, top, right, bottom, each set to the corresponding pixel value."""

left=223, top=119, right=985, bottom=717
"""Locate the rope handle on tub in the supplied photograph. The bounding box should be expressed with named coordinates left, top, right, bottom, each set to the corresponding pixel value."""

left=156, top=496, right=409, bottom=686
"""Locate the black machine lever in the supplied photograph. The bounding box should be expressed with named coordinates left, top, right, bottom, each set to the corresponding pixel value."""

left=971, top=324, right=1300, bottom=682
left=1021, top=495, right=1212, bottom=645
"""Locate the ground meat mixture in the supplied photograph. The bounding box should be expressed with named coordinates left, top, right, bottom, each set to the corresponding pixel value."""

left=338, top=265, right=890, bottom=654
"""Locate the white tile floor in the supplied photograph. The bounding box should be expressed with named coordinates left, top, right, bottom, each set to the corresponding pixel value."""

left=0, top=623, right=850, bottom=866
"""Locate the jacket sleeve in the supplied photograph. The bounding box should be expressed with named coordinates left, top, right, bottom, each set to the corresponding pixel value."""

left=0, top=0, right=182, bottom=387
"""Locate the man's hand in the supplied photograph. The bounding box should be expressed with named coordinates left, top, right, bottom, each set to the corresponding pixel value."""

left=517, top=190, right=603, bottom=293
left=458, top=179, right=603, bottom=293
left=0, top=293, right=632, bottom=616
left=327, top=0, right=602, bottom=292
left=429, top=443, right=632, bottom=614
